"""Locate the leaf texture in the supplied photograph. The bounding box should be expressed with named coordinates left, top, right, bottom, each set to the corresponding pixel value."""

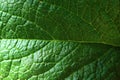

left=0, top=39, right=119, bottom=80
left=0, top=0, right=120, bottom=80
left=0, top=0, right=119, bottom=46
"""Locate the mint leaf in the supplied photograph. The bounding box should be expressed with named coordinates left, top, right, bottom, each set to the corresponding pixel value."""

left=0, top=0, right=119, bottom=46
left=0, top=39, right=119, bottom=80
left=0, top=0, right=120, bottom=80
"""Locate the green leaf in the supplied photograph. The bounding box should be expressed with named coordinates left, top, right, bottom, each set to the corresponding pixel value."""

left=0, top=0, right=120, bottom=46
left=0, top=0, right=120, bottom=80
left=0, top=39, right=119, bottom=80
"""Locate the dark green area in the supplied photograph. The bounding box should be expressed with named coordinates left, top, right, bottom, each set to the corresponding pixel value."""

left=0, top=0, right=120, bottom=80
left=0, top=0, right=120, bottom=46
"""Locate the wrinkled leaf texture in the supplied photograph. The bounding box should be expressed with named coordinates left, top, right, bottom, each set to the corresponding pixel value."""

left=0, top=0, right=120, bottom=80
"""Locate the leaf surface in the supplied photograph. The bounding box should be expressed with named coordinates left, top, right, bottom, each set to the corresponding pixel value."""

left=0, top=0, right=120, bottom=80
left=0, top=0, right=119, bottom=46
left=0, top=39, right=119, bottom=80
